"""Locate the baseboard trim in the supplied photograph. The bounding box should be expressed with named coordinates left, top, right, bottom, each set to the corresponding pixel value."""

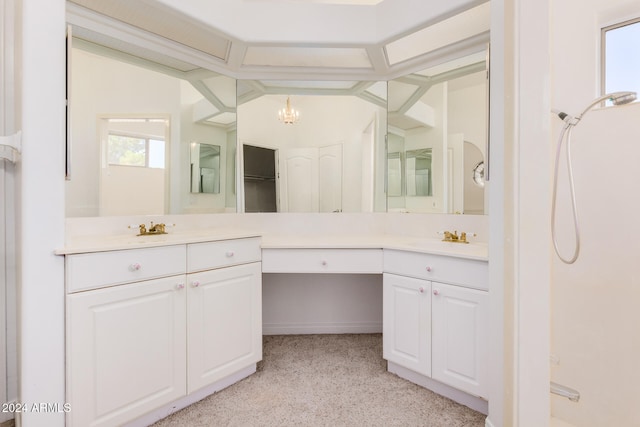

left=124, top=364, right=257, bottom=427
left=387, top=361, right=489, bottom=415
left=263, top=322, right=382, bottom=335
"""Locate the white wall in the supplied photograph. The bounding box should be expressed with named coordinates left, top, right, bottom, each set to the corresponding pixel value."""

left=19, top=0, right=67, bottom=425
left=550, top=1, right=640, bottom=425
left=67, top=48, right=182, bottom=217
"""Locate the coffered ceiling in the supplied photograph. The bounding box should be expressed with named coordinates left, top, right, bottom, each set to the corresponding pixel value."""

left=66, top=0, right=490, bottom=80
left=66, top=0, right=490, bottom=128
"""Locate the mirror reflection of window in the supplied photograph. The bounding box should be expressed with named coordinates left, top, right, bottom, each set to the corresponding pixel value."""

left=98, top=117, right=169, bottom=216
left=67, top=42, right=237, bottom=217
left=107, top=133, right=165, bottom=168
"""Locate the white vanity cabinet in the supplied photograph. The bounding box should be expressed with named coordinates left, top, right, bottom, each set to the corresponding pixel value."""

left=431, top=281, right=489, bottom=398
left=383, top=249, right=489, bottom=400
left=382, top=273, right=431, bottom=376
left=67, top=274, right=188, bottom=427
left=65, top=237, right=262, bottom=427
left=186, top=256, right=262, bottom=393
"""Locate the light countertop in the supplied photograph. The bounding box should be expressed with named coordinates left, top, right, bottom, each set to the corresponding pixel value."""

left=260, top=234, right=488, bottom=261
left=55, top=229, right=263, bottom=255
left=57, top=230, right=488, bottom=261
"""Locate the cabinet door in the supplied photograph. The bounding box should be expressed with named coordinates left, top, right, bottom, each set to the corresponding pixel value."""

left=187, top=262, right=262, bottom=393
left=67, top=276, right=187, bottom=427
left=431, top=282, right=489, bottom=398
left=382, top=273, right=431, bottom=376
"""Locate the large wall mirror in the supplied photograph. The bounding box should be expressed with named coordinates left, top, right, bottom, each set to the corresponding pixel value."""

left=65, top=37, right=237, bottom=217
left=236, top=81, right=388, bottom=213
left=388, top=49, right=489, bottom=215
left=66, top=6, right=488, bottom=217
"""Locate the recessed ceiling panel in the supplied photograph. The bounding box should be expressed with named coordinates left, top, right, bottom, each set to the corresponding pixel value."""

left=364, top=81, right=388, bottom=100
left=206, top=112, right=237, bottom=126
left=72, top=27, right=201, bottom=73
left=69, top=0, right=230, bottom=60
left=201, top=75, right=237, bottom=107
left=261, top=80, right=360, bottom=90
left=243, top=47, right=372, bottom=68
left=415, top=51, right=486, bottom=77
left=385, top=2, right=490, bottom=66
left=253, top=0, right=384, bottom=3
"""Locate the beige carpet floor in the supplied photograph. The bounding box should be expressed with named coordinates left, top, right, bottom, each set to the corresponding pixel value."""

left=151, top=334, right=486, bottom=427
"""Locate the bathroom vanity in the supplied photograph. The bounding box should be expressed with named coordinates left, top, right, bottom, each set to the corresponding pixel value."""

left=58, top=227, right=488, bottom=426
left=262, top=235, right=489, bottom=413
left=61, top=234, right=263, bottom=427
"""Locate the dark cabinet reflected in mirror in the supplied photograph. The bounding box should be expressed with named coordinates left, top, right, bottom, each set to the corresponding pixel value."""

left=243, top=145, right=277, bottom=213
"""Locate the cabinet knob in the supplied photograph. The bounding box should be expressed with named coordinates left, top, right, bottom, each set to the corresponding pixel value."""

left=191, top=281, right=200, bottom=288
left=419, top=287, right=425, bottom=293
left=425, top=266, right=432, bottom=272
left=225, top=251, right=235, bottom=258
left=433, top=289, right=440, bottom=296
left=176, top=283, right=185, bottom=290
left=130, top=263, right=142, bottom=271
left=321, top=260, right=328, bottom=266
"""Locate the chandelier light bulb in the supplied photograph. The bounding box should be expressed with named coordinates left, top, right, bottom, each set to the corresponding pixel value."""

left=278, top=97, right=300, bottom=124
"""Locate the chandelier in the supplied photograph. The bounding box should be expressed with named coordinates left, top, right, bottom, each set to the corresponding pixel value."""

left=278, top=97, right=300, bottom=124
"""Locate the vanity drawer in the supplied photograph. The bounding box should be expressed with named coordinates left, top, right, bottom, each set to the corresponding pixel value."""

left=384, top=249, right=488, bottom=290
left=66, top=245, right=187, bottom=293
left=261, top=248, right=383, bottom=274
left=187, top=237, right=261, bottom=273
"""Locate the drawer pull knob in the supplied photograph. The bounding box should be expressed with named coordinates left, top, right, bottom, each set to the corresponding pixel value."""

left=226, top=251, right=235, bottom=258
left=321, top=260, right=328, bottom=266
left=425, top=266, right=432, bottom=272
left=433, top=289, right=440, bottom=296
left=419, top=287, right=425, bottom=293
left=130, top=263, right=141, bottom=271
left=191, top=281, right=200, bottom=288
left=176, top=283, right=185, bottom=290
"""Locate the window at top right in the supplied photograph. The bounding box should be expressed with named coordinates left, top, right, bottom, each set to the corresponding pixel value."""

left=602, top=18, right=640, bottom=106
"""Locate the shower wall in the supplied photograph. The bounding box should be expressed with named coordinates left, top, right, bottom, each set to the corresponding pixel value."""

left=551, top=0, right=640, bottom=425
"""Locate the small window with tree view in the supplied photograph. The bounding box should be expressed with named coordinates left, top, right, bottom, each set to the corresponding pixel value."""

left=107, top=133, right=165, bottom=168
left=602, top=17, right=640, bottom=106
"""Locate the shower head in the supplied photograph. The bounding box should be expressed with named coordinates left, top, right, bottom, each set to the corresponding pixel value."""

left=552, top=91, right=637, bottom=125
left=609, top=91, right=637, bottom=105
left=577, top=91, right=637, bottom=119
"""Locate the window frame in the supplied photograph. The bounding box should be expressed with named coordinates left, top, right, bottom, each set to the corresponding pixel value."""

left=600, top=16, right=640, bottom=100
left=107, top=131, right=165, bottom=169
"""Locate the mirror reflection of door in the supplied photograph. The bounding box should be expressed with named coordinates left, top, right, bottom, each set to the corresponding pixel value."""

left=98, top=117, right=169, bottom=216
left=318, top=144, right=343, bottom=213
left=279, top=148, right=318, bottom=213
